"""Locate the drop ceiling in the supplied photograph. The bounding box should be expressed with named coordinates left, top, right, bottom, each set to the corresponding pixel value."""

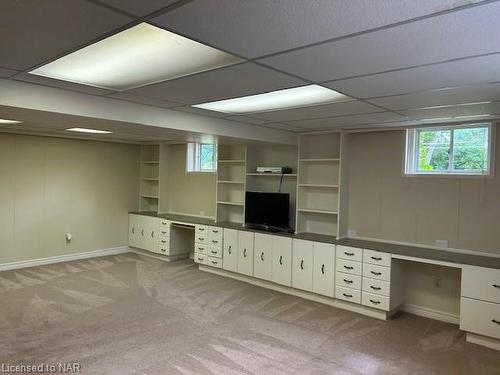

left=1, top=0, right=499, bottom=140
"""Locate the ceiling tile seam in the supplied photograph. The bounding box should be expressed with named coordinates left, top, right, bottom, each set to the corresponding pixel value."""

left=359, top=81, right=500, bottom=101
left=320, top=50, right=500, bottom=85
left=252, top=0, right=500, bottom=61
left=100, top=95, right=184, bottom=109
left=84, top=0, right=140, bottom=18
left=283, top=110, right=401, bottom=125
left=372, top=99, right=500, bottom=113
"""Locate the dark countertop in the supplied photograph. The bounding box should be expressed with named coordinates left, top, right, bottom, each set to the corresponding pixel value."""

left=130, top=211, right=500, bottom=270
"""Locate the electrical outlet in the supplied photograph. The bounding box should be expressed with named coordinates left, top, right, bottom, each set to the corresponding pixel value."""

left=435, top=278, right=442, bottom=288
left=435, top=239, right=448, bottom=248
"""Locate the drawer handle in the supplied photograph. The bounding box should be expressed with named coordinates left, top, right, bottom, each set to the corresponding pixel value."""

left=371, top=271, right=382, bottom=276
left=321, top=264, right=325, bottom=274
left=151, top=231, right=155, bottom=238
left=228, top=245, right=232, bottom=254
left=344, top=265, right=353, bottom=270
left=141, top=229, right=144, bottom=236
left=131, top=227, right=135, bottom=234
left=212, top=240, right=218, bottom=244
left=371, top=256, right=382, bottom=261
left=211, top=250, right=217, bottom=254
left=343, top=279, right=353, bottom=284
left=342, top=293, right=353, bottom=298
left=493, top=284, right=500, bottom=289
left=198, top=247, right=204, bottom=251
left=369, top=299, right=381, bottom=305
left=243, top=248, right=247, bottom=257
left=198, top=237, right=204, bottom=241
left=212, top=230, right=219, bottom=234
left=370, top=286, right=381, bottom=291
left=161, top=240, right=167, bottom=244
left=162, top=222, right=167, bottom=225
left=345, top=252, right=354, bottom=256
left=211, top=261, right=218, bottom=265
left=300, top=260, right=304, bottom=270
left=197, top=257, right=204, bottom=261
left=161, top=231, right=167, bottom=234
left=492, top=319, right=500, bottom=324
left=161, top=249, right=166, bottom=253
left=261, top=252, right=264, bottom=261
left=198, top=228, right=205, bottom=231
left=279, top=255, right=283, bottom=265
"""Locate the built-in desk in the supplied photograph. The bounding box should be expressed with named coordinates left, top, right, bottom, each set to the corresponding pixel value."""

left=129, top=211, right=500, bottom=350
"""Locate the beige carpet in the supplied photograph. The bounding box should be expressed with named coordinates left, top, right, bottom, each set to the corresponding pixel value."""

left=1, top=253, right=500, bottom=374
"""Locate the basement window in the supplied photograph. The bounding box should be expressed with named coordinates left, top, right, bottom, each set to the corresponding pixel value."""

left=186, top=143, right=217, bottom=172
left=404, top=123, right=493, bottom=176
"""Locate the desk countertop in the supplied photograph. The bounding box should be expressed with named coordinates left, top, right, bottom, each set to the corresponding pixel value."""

left=129, top=211, right=500, bottom=270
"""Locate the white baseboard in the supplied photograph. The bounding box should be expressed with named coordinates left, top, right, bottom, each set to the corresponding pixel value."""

left=0, top=246, right=130, bottom=272
left=401, top=303, right=460, bottom=325
left=466, top=333, right=500, bottom=351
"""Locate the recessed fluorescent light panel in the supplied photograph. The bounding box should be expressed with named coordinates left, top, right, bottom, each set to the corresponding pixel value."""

left=0, top=118, right=22, bottom=124
left=192, top=85, right=350, bottom=114
left=30, top=23, right=242, bottom=90
left=66, top=128, right=112, bottom=134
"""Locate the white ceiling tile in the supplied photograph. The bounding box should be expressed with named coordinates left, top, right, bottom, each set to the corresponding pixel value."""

left=325, top=54, right=500, bottom=98
left=286, top=112, right=406, bottom=129
left=259, top=2, right=500, bottom=82
left=152, top=0, right=480, bottom=58
left=402, top=102, right=500, bottom=119
left=223, top=115, right=269, bottom=125
left=98, top=0, right=179, bottom=17
left=366, top=83, right=500, bottom=111
left=108, top=92, right=180, bottom=108
left=171, top=106, right=227, bottom=118
left=249, top=100, right=380, bottom=122
left=13, top=73, right=114, bottom=95
left=0, top=67, right=19, bottom=78
left=127, top=63, right=305, bottom=104
left=262, top=123, right=305, bottom=131
left=0, top=0, right=132, bottom=70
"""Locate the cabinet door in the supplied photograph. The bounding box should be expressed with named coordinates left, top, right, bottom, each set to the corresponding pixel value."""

left=237, top=231, right=254, bottom=276
left=313, top=242, right=335, bottom=297
left=292, top=239, right=313, bottom=291
left=253, top=233, right=272, bottom=281
left=223, top=229, right=238, bottom=272
left=272, top=236, right=292, bottom=286
left=136, top=215, right=147, bottom=250
left=129, top=215, right=139, bottom=248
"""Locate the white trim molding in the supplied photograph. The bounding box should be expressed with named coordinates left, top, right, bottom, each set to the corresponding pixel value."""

left=401, top=303, right=460, bottom=325
left=0, top=246, right=130, bottom=272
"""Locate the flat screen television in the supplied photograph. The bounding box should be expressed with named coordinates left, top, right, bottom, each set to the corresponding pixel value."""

left=245, top=191, right=289, bottom=230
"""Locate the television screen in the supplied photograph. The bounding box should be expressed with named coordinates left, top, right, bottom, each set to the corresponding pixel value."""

left=245, top=191, right=289, bottom=229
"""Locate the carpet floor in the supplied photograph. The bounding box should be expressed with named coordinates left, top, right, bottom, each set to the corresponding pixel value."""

left=1, top=253, right=500, bottom=374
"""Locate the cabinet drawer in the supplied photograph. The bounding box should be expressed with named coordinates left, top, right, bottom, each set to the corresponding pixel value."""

left=362, top=278, right=391, bottom=297
left=194, top=253, right=207, bottom=265
left=337, top=245, right=363, bottom=262
left=208, top=246, right=222, bottom=258
left=207, top=256, right=223, bottom=269
left=462, top=265, right=500, bottom=304
left=159, top=228, right=170, bottom=237
left=159, top=245, right=169, bottom=256
left=194, top=244, right=207, bottom=255
left=195, top=225, right=208, bottom=237
left=335, top=271, right=362, bottom=290
left=195, top=234, right=208, bottom=244
left=159, top=219, right=170, bottom=228
left=335, top=286, right=361, bottom=304
left=336, top=258, right=362, bottom=276
left=208, top=236, right=223, bottom=249
left=363, top=263, right=391, bottom=281
left=362, top=292, right=390, bottom=311
left=208, top=226, right=223, bottom=240
left=363, top=249, right=391, bottom=267
left=460, top=298, right=500, bottom=340
left=158, top=237, right=169, bottom=247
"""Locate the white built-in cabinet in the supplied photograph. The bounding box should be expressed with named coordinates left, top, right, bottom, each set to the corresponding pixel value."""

left=222, top=229, right=238, bottom=272
left=292, top=239, right=314, bottom=291
left=312, top=242, right=336, bottom=297
left=253, top=233, right=273, bottom=281
left=128, top=214, right=169, bottom=256
left=271, top=236, right=293, bottom=286
left=237, top=231, right=254, bottom=276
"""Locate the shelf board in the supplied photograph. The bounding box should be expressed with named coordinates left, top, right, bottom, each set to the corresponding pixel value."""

left=141, top=194, right=159, bottom=199
left=142, top=160, right=159, bottom=164
left=297, top=208, right=338, bottom=215
left=217, top=180, right=245, bottom=184
left=298, top=183, right=339, bottom=188
left=218, top=159, right=246, bottom=163
left=142, top=178, right=159, bottom=181
left=217, top=201, right=244, bottom=206
left=298, top=158, right=340, bottom=162
left=246, top=173, right=297, bottom=177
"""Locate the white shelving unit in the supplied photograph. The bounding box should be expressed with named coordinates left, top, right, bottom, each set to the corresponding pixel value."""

left=216, top=144, right=247, bottom=224
left=139, top=144, right=160, bottom=212
left=296, top=132, right=342, bottom=237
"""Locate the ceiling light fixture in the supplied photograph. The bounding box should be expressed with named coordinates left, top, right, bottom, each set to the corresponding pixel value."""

left=192, top=85, right=350, bottom=114
left=30, top=23, right=242, bottom=90
left=0, top=118, right=22, bottom=124
left=66, top=128, right=112, bottom=134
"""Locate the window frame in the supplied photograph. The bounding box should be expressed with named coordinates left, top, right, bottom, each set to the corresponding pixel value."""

left=404, top=123, right=495, bottom=177
left=186, top=143, right=217, bottom=173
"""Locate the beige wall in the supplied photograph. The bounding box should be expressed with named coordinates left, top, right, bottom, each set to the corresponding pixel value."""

left=0, top=133, right=140, bottom=264
left=347, top=126, right=500, bottom=255
left=166, top=144, right=216, bottom=218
